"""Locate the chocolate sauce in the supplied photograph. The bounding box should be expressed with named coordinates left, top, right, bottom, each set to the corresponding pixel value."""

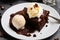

left=9, top=7, right=49, bottom=36
left=17, top=28, right=31, bottom=36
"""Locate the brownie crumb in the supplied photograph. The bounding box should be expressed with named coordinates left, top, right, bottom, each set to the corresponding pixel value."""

left=54, top=38, right=59, bottom=40
left=33, top=34, right=36, bottom=37
left=46, top=25, right=48, bottom=27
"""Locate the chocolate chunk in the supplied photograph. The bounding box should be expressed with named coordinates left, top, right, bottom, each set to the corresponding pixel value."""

left=54, top=38, right=59, bottom=40
left=46, top=25, right=48, bottom=27
left=30, top=8, right=32, bottom=10
left=1, top=6, right=5, bottom=10
left=34, top=4, right=38, bottom=8
left=33, top=34, right=36, bottom=37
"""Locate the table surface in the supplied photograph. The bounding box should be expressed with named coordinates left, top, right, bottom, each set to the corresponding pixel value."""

left=0, top=0, right=60, bottom=40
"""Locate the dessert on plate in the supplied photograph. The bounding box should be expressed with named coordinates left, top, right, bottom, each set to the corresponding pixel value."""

left=9, top=3, right=49, bottom=36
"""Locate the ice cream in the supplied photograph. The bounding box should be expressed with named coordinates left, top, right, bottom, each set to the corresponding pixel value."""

left=27, top=3, right=43, bottom=18
left=12, top=15, right=26, bottom=30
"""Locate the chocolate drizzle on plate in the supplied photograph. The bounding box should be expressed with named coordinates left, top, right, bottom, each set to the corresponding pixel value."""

left=33, top=34, right=36, bottom=37
left=46, top=25, right=48, bottom=27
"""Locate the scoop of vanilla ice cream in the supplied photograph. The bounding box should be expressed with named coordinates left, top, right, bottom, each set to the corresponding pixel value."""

left=27, top=3, right=43, bottom=18
left=12, top=15, right=26, bottom=30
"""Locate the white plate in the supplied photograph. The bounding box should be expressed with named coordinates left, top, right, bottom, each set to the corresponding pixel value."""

left=1, top=3, right=60, bottom=40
